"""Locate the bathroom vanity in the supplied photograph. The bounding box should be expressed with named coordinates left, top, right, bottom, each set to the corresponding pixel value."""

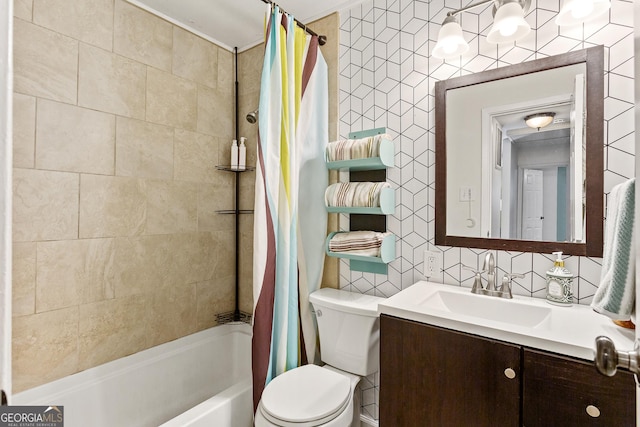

left=378, top=282, right=636, bottom=427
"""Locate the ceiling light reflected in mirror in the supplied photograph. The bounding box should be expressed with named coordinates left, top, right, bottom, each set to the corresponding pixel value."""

left=524, top=112, right=556, bottom=130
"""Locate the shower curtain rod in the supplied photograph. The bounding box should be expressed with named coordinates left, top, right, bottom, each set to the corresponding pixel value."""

left=260, top=0, right=327, bottom=45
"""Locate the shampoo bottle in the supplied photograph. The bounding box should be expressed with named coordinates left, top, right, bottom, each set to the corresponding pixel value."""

left=239, top=137, right=247, bottom=171
left=545, top=251, right=573, bottom=306
left=230, top=139, right=238, bottom=170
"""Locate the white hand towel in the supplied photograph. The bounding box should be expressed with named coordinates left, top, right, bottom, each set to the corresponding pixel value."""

left=591, top=178, right=636, bottom=321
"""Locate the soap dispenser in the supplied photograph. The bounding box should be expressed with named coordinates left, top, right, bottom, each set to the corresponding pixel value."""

left=545, top=251, right=573, bottom=306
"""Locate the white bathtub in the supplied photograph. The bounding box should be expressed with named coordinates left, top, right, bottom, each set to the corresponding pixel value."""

left=13, top=322, right=253, bottom=427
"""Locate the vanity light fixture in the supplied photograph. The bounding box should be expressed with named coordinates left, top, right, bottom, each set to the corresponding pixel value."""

left=432, top=0, right=531, bottom=60
left=486, top=0, right=531, bottom=44
left=432, top=15, right=469, bottom=59
left=556, top=0, right=611, bottom=26
left=524, top=112, right=556, bottom=130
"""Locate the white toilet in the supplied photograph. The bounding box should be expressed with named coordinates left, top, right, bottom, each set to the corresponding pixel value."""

left=254, top=288, right=385, bottom=427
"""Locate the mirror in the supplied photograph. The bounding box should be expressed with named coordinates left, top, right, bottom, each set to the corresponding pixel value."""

left=435, top=46, right=603, bottom=257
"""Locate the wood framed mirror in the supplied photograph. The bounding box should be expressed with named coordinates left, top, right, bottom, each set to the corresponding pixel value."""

left=435, top=46, right=603, bottom=257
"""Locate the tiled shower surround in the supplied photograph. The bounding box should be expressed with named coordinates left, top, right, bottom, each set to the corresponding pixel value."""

left=11, top=0, right=341, bottom=396
left=12, top=0, right=237, bottom=392
left=339, top=0, right=634, bottom=420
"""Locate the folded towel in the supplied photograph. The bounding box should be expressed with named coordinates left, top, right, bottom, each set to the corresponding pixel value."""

left=326, top=134, right=391, bottom=161
left=325, top=182, right=391, bottom=208
left=591, top=178, right=636, bottom=321
left=329, top=231, right=390, bottom=257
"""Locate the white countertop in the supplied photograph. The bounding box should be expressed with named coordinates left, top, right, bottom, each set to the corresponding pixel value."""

left=378, top=281, right=636, bottom=361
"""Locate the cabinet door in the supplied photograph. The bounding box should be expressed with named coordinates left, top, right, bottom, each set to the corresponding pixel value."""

left=380, top=315, right=521, bottom=427
left=523, top=348, right=635, bottom=427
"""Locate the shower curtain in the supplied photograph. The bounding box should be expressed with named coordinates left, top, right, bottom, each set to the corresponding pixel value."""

left=251, top=5, right=329, bottom=411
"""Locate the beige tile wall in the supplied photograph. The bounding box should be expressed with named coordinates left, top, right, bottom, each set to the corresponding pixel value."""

left=12, top=0, right=236, bottom=392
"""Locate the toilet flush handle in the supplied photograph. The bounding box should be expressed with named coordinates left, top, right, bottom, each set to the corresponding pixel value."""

left=316, top=310, right=322, bottom=317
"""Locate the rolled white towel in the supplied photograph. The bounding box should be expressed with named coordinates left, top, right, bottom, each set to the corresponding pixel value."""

left=325, top=182, right=391, bottom=208
left=353, top=182, right=390, bottom=207
left=326, top=134, right=391, bottom=161
left=329, top=231, right=390, bottom=257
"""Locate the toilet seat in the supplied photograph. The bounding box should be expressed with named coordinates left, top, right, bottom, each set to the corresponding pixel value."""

left=260, top=364, right=351, bottom=427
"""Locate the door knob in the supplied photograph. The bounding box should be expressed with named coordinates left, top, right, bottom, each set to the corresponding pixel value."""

left=594, top=336, right=640, bottom=376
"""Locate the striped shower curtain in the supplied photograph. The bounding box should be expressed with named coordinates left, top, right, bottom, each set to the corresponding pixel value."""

left=251, top=5, right=329, bottom=410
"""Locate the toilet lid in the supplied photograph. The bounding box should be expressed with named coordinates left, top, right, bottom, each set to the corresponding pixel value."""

left=261, top=364, right=351, bottom=425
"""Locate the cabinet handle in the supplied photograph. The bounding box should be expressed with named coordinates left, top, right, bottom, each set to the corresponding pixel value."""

left=586, top=405, right=600, bottom=418
left=503, top=368, right=516, bottom=379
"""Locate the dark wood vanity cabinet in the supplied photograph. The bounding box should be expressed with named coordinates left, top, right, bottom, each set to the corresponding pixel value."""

left=380, top=315, right=636, bottom=427
left=380, top=315, right=521, bottom=427
left=523, top=348, right=635, bottom=427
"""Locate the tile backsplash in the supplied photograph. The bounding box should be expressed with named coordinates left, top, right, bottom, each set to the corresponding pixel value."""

left=338, top=0, right=634, bottom=420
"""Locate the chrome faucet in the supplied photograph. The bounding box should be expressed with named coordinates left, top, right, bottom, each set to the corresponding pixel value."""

left=483, top=253, right=496, bottom=292
left=498, top=273, right=525, bottom=299
left=463, top=252, right=523, bottom=299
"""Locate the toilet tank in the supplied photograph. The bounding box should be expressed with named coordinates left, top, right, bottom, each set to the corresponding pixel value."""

left=309, top=288, right=386, bottom=376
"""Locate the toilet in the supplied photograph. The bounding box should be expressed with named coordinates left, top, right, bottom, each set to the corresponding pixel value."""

left=254, top=288, right=385, bottom=427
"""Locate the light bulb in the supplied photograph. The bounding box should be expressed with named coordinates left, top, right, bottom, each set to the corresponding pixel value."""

left=499, top=19, right=518, bottom=37
left=571, top=1, right=594, bottom=19
left=556, top=0, right=611, bottom=26
left=432, top=16, right=469, bottom=59
left=487, top=2, right=530, bottom=44
left=443, top=41, right=457, bottom=55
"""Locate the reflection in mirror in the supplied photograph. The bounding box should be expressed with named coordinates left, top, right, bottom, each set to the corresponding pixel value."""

left=498, top=127, right=575, bottom=241
left=435, top=47, right=603, bottom=256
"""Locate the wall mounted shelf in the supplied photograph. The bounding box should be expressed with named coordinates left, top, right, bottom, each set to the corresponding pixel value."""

left=325, top=127, right=396, bottom=274
left=325, top=187, right=395, bottom=215
left=325, top=231, right=395, bottom=275
left=325, top=137, right=394, bottom=171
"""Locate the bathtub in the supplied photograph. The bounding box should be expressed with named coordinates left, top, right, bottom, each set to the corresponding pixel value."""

left=13, top=322, right=253, bottom=427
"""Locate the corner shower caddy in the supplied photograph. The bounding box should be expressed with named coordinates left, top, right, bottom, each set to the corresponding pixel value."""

left=324, top=128, right=396, bottom=274
left=214, top=164, right=254, bottom=324
left=215, top=165, right=255, bottom=215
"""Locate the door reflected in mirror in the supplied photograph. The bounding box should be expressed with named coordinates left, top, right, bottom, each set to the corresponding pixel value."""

left=496, top=128, right=575, bottom=242
left=435, top=47, right=603, bottom=256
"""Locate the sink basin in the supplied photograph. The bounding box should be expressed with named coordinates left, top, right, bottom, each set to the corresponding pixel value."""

left=420, top=290, right=552, bottom=328
left=378, top=281, right=636, bottom=361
